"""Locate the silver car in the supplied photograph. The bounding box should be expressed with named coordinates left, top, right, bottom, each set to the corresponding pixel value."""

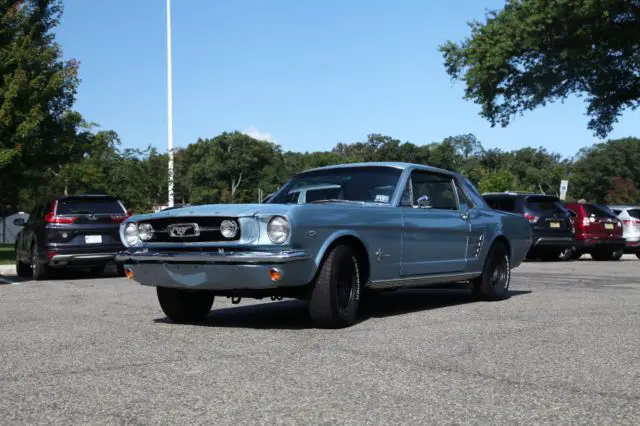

left=608, top=205, right=640, bottom=259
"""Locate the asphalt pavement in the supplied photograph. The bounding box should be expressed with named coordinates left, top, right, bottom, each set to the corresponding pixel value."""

left=1, top=257, right=639, bottom=425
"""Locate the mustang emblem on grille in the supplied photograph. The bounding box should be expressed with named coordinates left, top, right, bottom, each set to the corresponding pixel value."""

left=167, top=223, right=200, bottom=237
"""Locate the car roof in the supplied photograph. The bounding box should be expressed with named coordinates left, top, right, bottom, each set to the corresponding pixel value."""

left=300, top=161, right=458, bottom=177
left=56, top=194, right=119, bottom=201
left=481, top=191, right=556, bottom=198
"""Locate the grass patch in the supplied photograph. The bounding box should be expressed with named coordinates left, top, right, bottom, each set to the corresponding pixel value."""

left=0, top=244, right=14, bottom=265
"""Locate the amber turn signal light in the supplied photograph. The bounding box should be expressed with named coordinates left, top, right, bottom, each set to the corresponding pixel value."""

left=269, top=268, right=281, bottom=282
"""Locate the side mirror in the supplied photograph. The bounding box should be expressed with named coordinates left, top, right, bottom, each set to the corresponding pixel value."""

left=417, top=195, right=431, bottom=209
left=13, top=218, right=25, bottom=227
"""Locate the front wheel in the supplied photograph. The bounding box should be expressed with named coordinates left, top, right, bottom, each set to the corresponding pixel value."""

left=16, top=248, right=31, bottom=277
left=472, top=242, right=510, bottom=301
left=157, top=287, right=214, bottom=323
left=308, top=245, right=362, bottom=328
left=591, top=248, right=619, bottom=261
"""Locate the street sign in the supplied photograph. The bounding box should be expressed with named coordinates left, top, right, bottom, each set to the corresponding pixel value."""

left=559, top=180, right=569, bottom=200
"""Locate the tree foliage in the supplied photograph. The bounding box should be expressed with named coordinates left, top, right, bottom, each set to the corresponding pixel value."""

left=0, top=0, right=85, bottom=206
left=439, top=0, right=640, bottom=138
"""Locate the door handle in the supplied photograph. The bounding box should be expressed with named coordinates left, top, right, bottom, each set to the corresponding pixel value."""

left=460, top=212, right=469, bottom=220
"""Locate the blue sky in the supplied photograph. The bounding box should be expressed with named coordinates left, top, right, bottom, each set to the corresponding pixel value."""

left=55, top=0, right=636, bottom=159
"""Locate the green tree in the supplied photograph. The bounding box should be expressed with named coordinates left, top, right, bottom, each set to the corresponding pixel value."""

left=477, top=169, right=518, bottom=193
left=1, top=0, right=84, bottom=206
left=439, top=0, right=640, bottom=138
left=605, top=177, right=639, bottom=204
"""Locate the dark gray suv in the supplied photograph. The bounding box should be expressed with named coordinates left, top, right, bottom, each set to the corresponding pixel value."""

left=14, top=194, right=130, bottom=280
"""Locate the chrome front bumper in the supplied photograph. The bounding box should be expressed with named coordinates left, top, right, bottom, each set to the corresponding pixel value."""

left=115, top=249, right=315, bottom=290
left=115, top=249, right=311, bottom=265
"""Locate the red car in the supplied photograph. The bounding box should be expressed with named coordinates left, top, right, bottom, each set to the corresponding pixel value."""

left=563, top=202, right=625, bottom=260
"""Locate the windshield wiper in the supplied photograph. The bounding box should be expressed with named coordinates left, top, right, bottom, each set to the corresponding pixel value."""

left=308, top=199, right=365, bottom=205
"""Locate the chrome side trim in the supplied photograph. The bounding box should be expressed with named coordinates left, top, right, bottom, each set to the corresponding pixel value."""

left=51, top=254, right=116, bottom=261
left=368, top=271, right=481, bottom=290
left=115, top=250, right=311, bottom=265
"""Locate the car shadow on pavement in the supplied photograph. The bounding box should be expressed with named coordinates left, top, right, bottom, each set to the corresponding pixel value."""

left=153, top=287, right=532, bottom=330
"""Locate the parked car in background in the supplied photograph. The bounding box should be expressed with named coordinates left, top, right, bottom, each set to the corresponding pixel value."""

left=14, top=194, right=131, bottom=280
left=116, top=162, right=532, bottom=328
left=562, top=202, right=625, bottom=260
left=482, top=192, right=574, bottom=261
left=608, top=205, right=640, bottom=259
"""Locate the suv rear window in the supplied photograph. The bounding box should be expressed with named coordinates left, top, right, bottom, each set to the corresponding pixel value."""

left=525, top=196, right=566, bottom=214
left=582, top=204, right=617, bottom=218
left=484, top=197, right=517, bottom=212
left=627, top=209, right=640, bottom=219
left=56, top=198, right=125, bottom=215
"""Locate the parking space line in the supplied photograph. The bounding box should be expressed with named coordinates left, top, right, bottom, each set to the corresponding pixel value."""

left=0, top=276, right=20, bottom=285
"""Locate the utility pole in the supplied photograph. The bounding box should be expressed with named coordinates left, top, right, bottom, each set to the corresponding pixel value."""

left=166, top=0, right=175, bottom=207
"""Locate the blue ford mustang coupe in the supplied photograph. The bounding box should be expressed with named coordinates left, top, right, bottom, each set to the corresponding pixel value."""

left=116, top=162, right=532, bottom=328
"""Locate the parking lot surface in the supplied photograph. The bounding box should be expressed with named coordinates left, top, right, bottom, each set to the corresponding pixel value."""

left=1, top=257, right=639, bottom=425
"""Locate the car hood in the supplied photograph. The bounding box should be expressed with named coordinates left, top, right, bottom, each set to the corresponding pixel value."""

left=127, top=204, right=292, bottom=222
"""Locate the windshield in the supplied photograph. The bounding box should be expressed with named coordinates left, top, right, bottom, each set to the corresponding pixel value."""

left=268, top=166, right=403, bottom=204
left=57, top=198, right=126, bottom=215
left=526, top=196, right=567, bottom=215
left=583, top=204, right=617, bottom=218
left=627, top=209, right=640, bottom=219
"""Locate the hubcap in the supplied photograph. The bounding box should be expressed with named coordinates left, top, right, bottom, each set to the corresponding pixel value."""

left=336, top=256, right=356, bottom=310
left=491, top=255, right=507, bottom=288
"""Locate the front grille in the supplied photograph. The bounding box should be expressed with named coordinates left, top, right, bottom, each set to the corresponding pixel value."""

left=139, top=216, right=241, bottom=243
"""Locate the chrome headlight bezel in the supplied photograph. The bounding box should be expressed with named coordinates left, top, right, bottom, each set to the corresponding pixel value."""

left=138, top=223, right=155, bottom=241
left=267, top=215, right=290, bottom=244
left=123, top=222, right=141, bottom=247
left=220, top=219, right=239, bottom=239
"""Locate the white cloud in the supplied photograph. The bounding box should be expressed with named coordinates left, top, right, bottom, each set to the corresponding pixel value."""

left=243, top=126, right=275, bottom=143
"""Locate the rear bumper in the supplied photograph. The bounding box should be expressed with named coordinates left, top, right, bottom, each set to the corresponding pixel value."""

left=115, top=249, right=316, bottom=290
left=623, top=237, right=640, bottom=251
left=530, top=235, right=575, bottom=249
left=574, top=237, right=626, bottom=251
left=44, top=245, right=124, bottom=266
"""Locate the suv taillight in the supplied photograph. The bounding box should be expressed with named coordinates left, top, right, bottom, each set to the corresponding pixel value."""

left=582, top=217, right=591, bottom=227
left=44, top=201, right=77, bottom=224
left=523, top=213, right=538, bottom=223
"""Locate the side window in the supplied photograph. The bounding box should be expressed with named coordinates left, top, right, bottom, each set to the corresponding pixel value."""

left=401, top=171, right=458, bottom=210
left=454, top=180, right=474, bottom=211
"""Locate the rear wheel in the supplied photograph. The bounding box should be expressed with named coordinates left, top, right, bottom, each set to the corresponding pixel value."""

left=472, top=242, right=510, bottom=301
left=611, top=249, right=624, bottom=260
left=539, top=249, right=561, bottom=261
left=15, top=248, right=31, bottom=277
left=591, top=248, right=619, bottom=261
left=636, top=252, right=640, bottom=260
left=31, top=242, right=48, bottom=281
left=157, top=287, right=214, bottom=323
left=308, top=244, right=361, bottom=328
left=558, top=247, right=575, bottom=261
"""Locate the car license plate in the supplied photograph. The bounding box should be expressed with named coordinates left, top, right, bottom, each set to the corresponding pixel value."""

left=85, top=235, right=102, bottom=244
left=549, top=221, right=560, bottom=228
left=605, top=223, right=614, bottom=230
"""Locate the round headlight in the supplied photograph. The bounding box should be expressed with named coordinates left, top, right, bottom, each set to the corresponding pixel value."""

left=220, top=219, right=238, bottom=239
left=124, top=222, right=139, bottom=246
left=267, top=216, right=290, bottom=244
left=138, top=223, right=154, bottom=241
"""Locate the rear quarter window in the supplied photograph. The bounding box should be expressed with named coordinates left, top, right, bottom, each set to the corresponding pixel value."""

left=57, top=198, right=125, bottom=215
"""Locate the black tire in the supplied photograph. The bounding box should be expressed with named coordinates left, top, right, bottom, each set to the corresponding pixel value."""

left=558, top=247, right=575, bottom=261
left=472, top=242, right=510, bottom=301
left=539, top=249, right=560, bottom=262
left=571, top=250, right=583, bottom=260
left=116, top=264, right=127, bottom=277
left=591, top=249, right=618, bottom=261
left=31, top=242, right=48, bottom=281
left=636, top=252, right=640, bottom=260
left=16, top=247, right=31, bottom=277
left=611, top=249, right=623, bottom=260
left=91, top=265, right=105, bottom=276
left=157, top=286, right=214, bottom=323
left=308, top=244, right=362, bottom=328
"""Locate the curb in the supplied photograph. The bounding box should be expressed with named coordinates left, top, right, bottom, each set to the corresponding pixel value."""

left=0, top=265, right=16, bottom=275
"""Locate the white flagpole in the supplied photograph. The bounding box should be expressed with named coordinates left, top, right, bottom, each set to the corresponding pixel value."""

left=166, top=0, right=175, bottom=207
